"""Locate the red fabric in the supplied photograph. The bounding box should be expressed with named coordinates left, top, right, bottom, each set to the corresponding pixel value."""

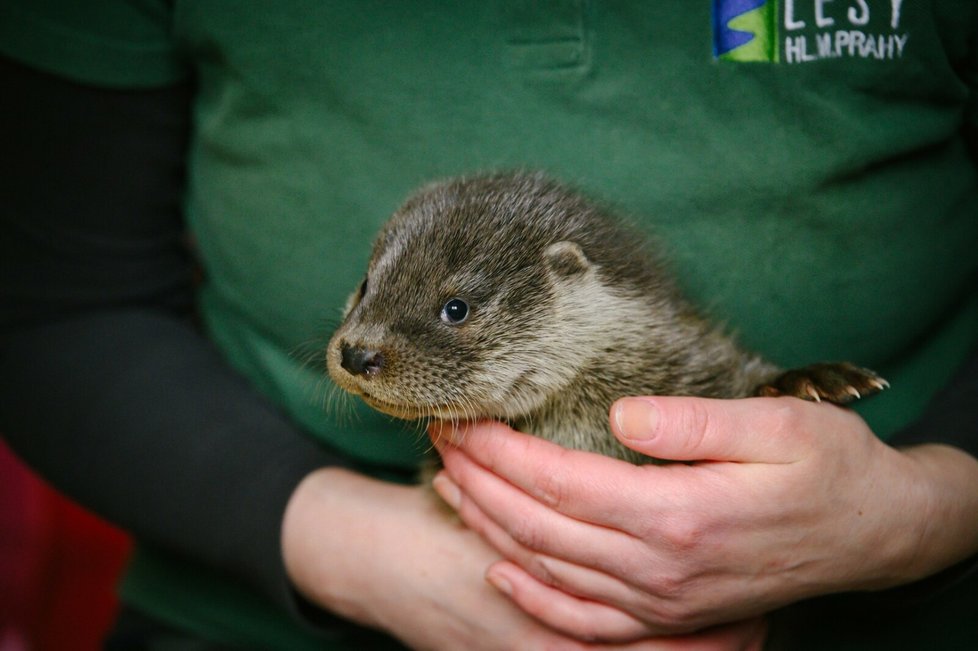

left=1, top=441, right=131, bottom=651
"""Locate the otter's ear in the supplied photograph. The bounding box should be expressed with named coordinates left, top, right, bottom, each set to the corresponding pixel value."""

left=544, top=241, right=590, bottom=277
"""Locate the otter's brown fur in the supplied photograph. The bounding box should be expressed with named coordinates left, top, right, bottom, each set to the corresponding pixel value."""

left=326, top=172, right=886, bottom=463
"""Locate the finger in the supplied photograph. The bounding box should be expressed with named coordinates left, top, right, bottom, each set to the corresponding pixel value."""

left=433, top=453, right=648, bottom=580
left=662, top=617, right=767, bottom=651
left=485, top=561, right=657, bottom=643
left=611, top=396, right=819, bottom=464
left=444, top=484, right=659, bottom=628
left=432, top=420, right=679, bottom=532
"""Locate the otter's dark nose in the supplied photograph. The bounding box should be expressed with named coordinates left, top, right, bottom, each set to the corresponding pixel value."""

left=340, top=343, right=385, bottom=376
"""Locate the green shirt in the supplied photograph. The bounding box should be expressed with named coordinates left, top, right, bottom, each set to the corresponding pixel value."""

left=2, top=1, right=976, bottom=649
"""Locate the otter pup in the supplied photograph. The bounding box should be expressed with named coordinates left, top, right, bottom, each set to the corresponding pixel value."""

left=326, top=172, right=887, bottom=463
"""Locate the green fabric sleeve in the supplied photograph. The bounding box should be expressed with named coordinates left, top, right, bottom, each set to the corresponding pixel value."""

left=0, top=0, right=187, bottom=87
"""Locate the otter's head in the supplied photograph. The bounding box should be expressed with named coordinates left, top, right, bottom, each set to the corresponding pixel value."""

left=326, top=172, right=659, bottom=424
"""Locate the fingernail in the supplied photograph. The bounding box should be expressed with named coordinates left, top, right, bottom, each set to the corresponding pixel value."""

left=427, top=421, right=455, bottom=448
left=431, top=473, right=461, bottom=510
left=428, top=420, right=477, bottom=447
left=613, top=398, right=659, bottom=441
left=486, top=570, right=513, bottom=597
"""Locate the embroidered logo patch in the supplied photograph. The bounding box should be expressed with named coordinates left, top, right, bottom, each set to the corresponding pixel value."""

left=713, top=0, right=908, bottom=64
left=713, top=0, right=779, bottom=62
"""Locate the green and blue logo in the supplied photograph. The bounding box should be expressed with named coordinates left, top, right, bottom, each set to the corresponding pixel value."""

left=713, top=0, right=779, bottom=62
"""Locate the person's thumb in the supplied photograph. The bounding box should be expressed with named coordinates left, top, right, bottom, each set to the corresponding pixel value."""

left=610, top=395, right=806, bottom=463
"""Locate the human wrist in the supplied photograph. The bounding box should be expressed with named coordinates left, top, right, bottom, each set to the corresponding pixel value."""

left=894, top=444, right=978, bottom=583
left=281, top=467, right=386, bottom=628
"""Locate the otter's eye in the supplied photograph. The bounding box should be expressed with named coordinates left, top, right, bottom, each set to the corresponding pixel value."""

left=441, top=298, right=469, bottom=325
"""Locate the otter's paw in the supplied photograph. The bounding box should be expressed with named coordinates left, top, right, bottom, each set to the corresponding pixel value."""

left=757, top=362, right=889, bottom=405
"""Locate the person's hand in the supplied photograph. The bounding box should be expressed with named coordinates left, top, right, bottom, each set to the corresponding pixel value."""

left=282, top=466, right=768, bottom=650
left=430, top=397, right=978, bottom=642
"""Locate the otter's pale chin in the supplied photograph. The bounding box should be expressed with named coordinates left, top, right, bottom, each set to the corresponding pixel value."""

left=358, top=393, right=480, bottom=422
